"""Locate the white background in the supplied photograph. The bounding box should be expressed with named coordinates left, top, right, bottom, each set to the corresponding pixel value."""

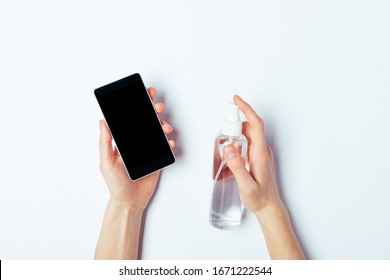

left=1, top=0, right=390, bottom=260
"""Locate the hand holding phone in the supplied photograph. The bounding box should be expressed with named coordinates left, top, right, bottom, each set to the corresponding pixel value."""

left=97, top=86, right=175, bottom=211
left=95, top=73, right=175, bottom=181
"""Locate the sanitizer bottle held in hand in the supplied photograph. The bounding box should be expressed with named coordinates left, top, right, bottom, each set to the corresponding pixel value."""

left=209, top=103, right=248, bottom=229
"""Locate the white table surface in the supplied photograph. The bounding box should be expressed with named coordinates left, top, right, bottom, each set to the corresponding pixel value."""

left=1, top=0, right=390, bottom=259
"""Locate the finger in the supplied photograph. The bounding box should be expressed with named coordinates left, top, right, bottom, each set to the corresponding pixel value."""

left=99, top=120, right=115, bottom=167
left=234, top=95, right=266, bottom=149
left=147, top=87, right=156, bottom=101
left=223, top=144, right=257, bottom=187
left=242, top=120, right=265, bottom=155
left=233, top=95, right=264, bottom=128
left=169, top=140, right=175, bottom=148
left=161, top=120, right=173, bottom=134
left=154, top=102, right=165, bottom=114
left=242, top=122, right=252, bottom=142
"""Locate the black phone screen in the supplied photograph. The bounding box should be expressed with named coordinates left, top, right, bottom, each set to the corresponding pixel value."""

left=94, top=73, right=175, bottom=180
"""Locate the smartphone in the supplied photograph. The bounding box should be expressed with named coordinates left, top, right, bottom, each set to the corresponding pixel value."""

left=94, top=73, right=175, bottom=181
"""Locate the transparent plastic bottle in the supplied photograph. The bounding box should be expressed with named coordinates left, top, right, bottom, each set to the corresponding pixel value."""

left=209, top=104, right=247, bottom=230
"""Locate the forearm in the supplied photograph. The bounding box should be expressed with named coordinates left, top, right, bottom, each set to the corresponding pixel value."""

left=256, top=201, right=305, bottom=260
left=94, top=198, right=144, bottom=260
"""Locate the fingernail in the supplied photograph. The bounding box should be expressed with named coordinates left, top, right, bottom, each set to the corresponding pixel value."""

left=224, top=145, right=236, bottom=159
left=227, top=152, right=235, bottom=159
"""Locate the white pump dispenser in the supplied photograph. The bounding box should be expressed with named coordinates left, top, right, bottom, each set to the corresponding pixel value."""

left=221, top=104, right=242, bottom=137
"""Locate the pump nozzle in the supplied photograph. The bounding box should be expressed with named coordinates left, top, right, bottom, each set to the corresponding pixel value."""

left=222, top=103, right=242, bottom=136
left=226, top=103, right=240, bottom=122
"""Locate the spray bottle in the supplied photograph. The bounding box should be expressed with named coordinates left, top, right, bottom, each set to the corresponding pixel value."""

left=209, top=103, right=248, bottom=229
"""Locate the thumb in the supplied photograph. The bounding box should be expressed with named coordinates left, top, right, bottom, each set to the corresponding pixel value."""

left=223, top=144, right=256, bottom=187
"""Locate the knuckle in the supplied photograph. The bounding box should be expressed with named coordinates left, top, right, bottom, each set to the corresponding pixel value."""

left=227, top=157, right=244, bottom=171
left=240, top=184, right=259, bottom=197
left=252, top=116, right=264, bottom=129
left=267, top=146, right=274, bottom=159
left=256, top=117, right=264, bottom=128
left=234, top=163, right=247, bottom=173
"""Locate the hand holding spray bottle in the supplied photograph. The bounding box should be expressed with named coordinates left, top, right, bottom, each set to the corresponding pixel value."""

left=209, top=103, right=248, bottom=229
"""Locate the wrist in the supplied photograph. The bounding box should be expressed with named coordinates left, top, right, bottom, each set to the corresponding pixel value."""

left=108, top=197, right=145, bottom=217
left=254, top=199, right=287, bottom=225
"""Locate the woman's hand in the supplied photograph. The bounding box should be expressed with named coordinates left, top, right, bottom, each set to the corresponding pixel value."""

left=222, top=95, right=305, bottom=259
left=222, top=95, right=282, bottom=216
left=95, top=87, right=175, bottom=260
left=98, top=87, right=175, bottom=211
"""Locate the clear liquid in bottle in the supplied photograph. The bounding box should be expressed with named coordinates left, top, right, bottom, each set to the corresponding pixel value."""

left=210, top=134, right=247, bottom=229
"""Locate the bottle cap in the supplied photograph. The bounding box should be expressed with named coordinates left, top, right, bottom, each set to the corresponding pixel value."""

left=222, top=103, right=242, bottom=136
